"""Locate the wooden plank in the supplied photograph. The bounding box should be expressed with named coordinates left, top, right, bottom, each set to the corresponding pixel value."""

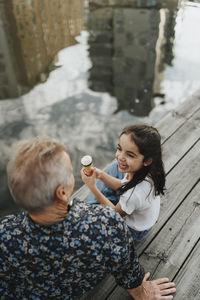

left=157, top=90, right=200, bottom=143
left=139, top=181, right=200, bottom=278
left=106, top=110, right=200, bottom=299
left=71, top=184, right=89, bottom=202
left=107, top=286, right=132, bottom=300
left=80, top=143, right=200, bottom=300
left=162, top=108, right=200, bottom=173
left=136, top=140, right=200, bottom=254
left=173, top=241, right=200, bottom=300
left=108, top=181, right=200, bottom=300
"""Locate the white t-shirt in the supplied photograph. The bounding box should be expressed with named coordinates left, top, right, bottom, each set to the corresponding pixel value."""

left=119, top=174, right=160, bottom=231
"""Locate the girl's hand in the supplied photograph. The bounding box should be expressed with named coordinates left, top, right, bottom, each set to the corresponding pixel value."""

left=81, top=167, right=96, bottom=188
left=94, top=168, right=103, bottom=180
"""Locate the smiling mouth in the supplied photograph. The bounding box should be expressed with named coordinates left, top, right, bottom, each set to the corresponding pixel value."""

left=118, top=162, right=128, bottom=170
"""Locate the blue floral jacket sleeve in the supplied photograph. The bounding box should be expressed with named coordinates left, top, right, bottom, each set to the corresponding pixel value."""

left=98, top=207, right=145, bottom=289
left=0, top=199, right=144, bottom=299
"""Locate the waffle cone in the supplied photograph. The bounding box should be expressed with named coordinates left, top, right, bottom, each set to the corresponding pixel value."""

left=83, top=163, right=92, bottom=173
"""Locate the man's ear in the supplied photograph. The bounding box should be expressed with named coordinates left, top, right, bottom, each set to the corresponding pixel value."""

left=56, top=185, right=69, bottom=203
left=144, top=157, right=152, bottom=167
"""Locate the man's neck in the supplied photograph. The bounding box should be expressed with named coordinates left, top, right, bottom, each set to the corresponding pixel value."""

left=29, top=202, right=69, bottom=226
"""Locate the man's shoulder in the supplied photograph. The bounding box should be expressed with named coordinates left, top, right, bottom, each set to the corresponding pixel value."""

left=71, top=198, right=127, bottom=232
left=73, top=197, right=123, bottom=218
left=0, top=214, right=16, bottom=226
left=0, top=212, right=23, bottom=234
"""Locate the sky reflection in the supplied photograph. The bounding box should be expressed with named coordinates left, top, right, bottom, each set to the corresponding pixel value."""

left=0, top=0, right=200, bottom=216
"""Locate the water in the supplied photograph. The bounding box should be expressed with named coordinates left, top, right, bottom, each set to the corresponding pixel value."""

left=0, top=0, right=200, bottom=217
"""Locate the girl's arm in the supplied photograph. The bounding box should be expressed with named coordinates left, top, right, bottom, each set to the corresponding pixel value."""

left=81, top=168, right=126, bottom=217
left=95, top=168, right=122, bottom=191
left=90, top=184, right=126, bottom=217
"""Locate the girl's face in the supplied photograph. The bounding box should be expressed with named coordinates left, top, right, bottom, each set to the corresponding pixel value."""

left=115, top=133, right=147, bottom=178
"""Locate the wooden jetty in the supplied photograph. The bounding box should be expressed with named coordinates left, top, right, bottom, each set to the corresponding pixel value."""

left=74, top=90, right=200, bottom=300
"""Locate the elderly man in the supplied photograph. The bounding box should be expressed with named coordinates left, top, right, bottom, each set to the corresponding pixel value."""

left=0, top=136, right=176, bottom=299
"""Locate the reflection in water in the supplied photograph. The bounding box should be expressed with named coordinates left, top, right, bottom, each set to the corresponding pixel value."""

left=1, top=0, right=200, bottom=217
left=0, top=0, right=85, bottom=216
left=88, top=0, right=178, bottom=9
left=88, top=1, right=178, bottom=116
left=0, top=0, right=84, bottom=99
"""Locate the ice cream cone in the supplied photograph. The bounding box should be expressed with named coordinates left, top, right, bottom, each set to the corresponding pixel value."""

left=81, top=155, right=93, bottom=176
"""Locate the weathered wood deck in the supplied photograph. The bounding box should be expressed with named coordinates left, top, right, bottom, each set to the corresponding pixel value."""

left=74, top=90, right=200, bottom=300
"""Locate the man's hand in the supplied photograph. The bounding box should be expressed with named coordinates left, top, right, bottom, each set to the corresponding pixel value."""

left=128, top=272, right=176, bottom=300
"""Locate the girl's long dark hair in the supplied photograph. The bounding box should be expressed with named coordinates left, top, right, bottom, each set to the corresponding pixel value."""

left=118, top=124, right=166, bottom=196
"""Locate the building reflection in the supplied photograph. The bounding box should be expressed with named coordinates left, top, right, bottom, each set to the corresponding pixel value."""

left=0, top=0, right=84, bottom=99
left=87, top=0, right=178, bottom=116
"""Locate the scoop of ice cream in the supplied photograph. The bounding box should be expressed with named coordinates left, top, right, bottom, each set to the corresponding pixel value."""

left=81, top=155, right=92, bottom=166
left=81, top=155, right=93, bottom=176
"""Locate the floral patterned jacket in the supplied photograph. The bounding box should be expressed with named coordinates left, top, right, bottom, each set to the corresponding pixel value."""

left=0, top=198, right=144, bottom=299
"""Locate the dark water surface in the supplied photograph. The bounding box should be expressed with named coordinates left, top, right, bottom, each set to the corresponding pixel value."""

left=0, top=0, right=200, bottom=216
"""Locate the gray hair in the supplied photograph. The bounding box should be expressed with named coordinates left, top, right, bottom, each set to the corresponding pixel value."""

left=7, top=136, right=72, bottom=212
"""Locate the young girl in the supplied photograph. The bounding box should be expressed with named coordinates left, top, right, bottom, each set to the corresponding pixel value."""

left=81, top=124, right=165, bottom=242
